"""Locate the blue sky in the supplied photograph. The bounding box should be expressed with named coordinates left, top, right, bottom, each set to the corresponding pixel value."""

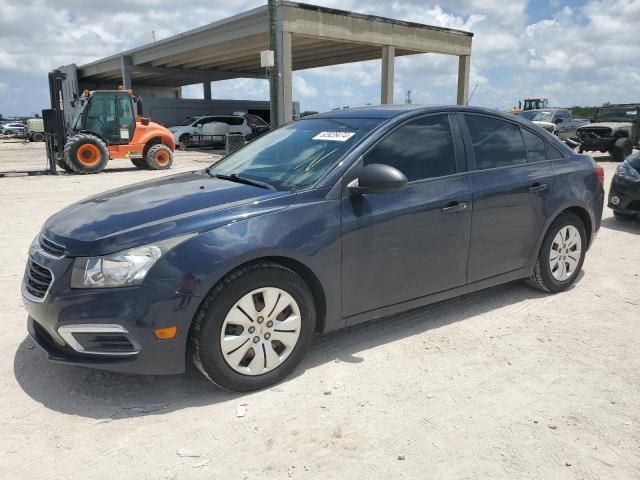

left=1, top=0, right=639, bottom=117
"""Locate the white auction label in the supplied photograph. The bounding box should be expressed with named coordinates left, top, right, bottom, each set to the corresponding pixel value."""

left=312, top=131, right=356, bottom=142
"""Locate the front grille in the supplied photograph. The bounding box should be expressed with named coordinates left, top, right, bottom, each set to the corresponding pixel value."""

left=39, top=235, right=65, bottom=257
left=24, top=259, right=53, bottom=300
left=578, top=127, right=612, bottom=140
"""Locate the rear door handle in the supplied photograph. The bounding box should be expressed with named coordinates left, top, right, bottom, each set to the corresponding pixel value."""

left=529, top=183, right=547, bottom=193
left=441, top=201, right=468, bottom=214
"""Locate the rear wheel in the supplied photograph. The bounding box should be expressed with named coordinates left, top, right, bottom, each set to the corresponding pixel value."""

left=526, top=212, right=586, bottom=293
left=63, top=134, right=109, bottom=174
left=610, top=137, right=632, bottom=162
left=130, top=158, right=148, bottom=169
left=145, top=144, right=173, bottom=170
left=190, top=263, right=315, bottom=391
left=31, top=132, right=44, bottom=142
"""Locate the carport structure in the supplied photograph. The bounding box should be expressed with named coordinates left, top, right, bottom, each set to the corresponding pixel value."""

left=75, top=1, right=473, bottom=125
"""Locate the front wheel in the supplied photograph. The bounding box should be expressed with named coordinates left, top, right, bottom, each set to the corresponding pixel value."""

left=526, top=212, right=587, bottom=293
left=190, top=263, right=315, bottom=391
left=63, top=133, right=109, bottom=174
left=610, top=138, right=632, bottom=162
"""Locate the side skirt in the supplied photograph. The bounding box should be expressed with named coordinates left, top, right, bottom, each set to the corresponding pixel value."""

left=344, top=267, right=531, bottom=328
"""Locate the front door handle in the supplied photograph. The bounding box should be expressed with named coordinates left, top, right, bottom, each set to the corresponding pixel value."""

left=529, top=183, right=547, bottom=193
left=441, top=201, right=468, bottom=214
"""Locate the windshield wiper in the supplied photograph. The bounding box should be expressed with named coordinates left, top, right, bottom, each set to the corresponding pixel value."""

left=212, top=173, right=276, bottom=191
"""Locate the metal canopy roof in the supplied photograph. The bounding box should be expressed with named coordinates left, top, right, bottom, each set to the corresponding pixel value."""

left=76, top=1, right=473, bottom=88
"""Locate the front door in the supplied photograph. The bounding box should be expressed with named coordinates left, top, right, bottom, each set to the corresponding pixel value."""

left=462, top=114, right=554, bottom=282
left=341, top=114, right=472, bottom=317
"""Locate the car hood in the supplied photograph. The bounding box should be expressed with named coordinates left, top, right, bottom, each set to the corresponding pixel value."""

left=578, top=122, right=633, bottom=130
left=43, top=171, right=295, bottom=256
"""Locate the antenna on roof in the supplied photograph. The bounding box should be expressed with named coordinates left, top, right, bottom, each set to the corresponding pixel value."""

left=466, top=82, right=479, bottom=105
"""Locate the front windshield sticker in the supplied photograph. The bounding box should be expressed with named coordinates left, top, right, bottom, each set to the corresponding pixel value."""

left=312, top=131, right=356, bottom=142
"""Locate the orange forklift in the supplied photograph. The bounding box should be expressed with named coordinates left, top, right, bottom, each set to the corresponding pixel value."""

left=43, top=70, right=175, bottom=174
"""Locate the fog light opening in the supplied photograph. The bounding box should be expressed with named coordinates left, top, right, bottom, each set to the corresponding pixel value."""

left=611, top=196, right=620, bottom=205
left=154, top=326, right=177, bottom=340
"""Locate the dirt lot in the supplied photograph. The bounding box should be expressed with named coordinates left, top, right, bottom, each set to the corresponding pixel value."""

left=1, top=141, right=639, bottom=480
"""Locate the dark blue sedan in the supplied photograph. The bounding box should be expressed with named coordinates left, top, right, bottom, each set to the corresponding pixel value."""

left=23, top=106, right=605, bottom=391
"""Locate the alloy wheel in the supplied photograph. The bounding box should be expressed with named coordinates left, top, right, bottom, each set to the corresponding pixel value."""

left=549, top=225, right=582, bottom=281
left=220, top=287, right=301, bottom=375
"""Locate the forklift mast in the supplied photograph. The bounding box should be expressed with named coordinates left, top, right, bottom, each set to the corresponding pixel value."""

left=42, top=70, right=68, bottom=174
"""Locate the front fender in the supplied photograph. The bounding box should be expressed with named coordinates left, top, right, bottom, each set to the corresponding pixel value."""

left=148, top=188, right=343, bottom=334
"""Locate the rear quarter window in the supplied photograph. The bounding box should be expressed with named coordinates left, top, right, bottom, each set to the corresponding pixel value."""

left=522, top=129, right=546, bottom=162
left=546, top=142, right=566, bottom=160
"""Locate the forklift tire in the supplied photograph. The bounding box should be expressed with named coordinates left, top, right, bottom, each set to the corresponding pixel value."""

left=130, top=158, right=149, bottom=169
left=56, top=157, right=73, bottom=172
left=31, top=132, right=45, bottom=142
left=145, top=144, right=173, bottom=170
left=64, top=134, right=109, bottom=174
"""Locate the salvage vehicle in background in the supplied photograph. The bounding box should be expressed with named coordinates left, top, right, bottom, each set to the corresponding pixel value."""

left=518, top=108, right=576, bottom=138
left=169, top=115, right=252, bottom=146
left=0, top=122, right=27, bottom=136
left=26, top=118, right=45, bottom=142
left=23, top=105, right=604, bottom=391
left=609, top=151, right=640, bottom=221
left=576, top=104, right=640, bottom=162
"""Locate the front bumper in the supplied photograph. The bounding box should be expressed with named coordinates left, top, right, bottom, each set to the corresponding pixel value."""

left=579, top=138, right=614, bottom=151
left=22, top=247, right=198, bottom=375
left=608, top=175, right=640, bottom=214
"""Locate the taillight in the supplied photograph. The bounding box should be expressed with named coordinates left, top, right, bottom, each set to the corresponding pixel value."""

left=595, top=164, right=605, bottom=185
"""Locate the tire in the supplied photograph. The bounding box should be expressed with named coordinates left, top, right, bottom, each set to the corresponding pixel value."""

left=31, top=132, right=45, bottom=142
left=610, top=138, right=632, bottom=162
left=63, top=133, right=109, bottom=174
left=56, top=156, right=73, bottom=172
left=145, top=144, right=173, bottom=170
left=526, top=212, right=587, bottom=293
left=614, top=211, right=636, bottom=222
left=130, top=158, right=148, bottom=169
left=190, top=262, right=316, bottom=392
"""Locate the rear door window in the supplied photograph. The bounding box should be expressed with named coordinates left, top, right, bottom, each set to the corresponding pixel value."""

left=522, top=129, right=546, bottom=162
left=546, top=143, right=565, bottom=160
left=465, top=115, right=527, bottom=170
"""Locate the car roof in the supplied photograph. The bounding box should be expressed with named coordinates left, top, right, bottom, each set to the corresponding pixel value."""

left=309, top=105, right=535, bottom=123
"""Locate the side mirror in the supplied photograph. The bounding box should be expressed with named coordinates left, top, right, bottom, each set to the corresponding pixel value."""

left=347, top=163, right=408, bottom=195
left=141, top=117, right=150, bottom=126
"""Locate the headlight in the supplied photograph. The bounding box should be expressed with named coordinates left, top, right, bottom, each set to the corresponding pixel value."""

left=615, top=162, right=640, bottom=180
left=70, top=234, right=194, bottom=288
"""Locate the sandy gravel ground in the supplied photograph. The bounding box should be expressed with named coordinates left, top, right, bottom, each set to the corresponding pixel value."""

left=1, top=141, right=639, bottom=480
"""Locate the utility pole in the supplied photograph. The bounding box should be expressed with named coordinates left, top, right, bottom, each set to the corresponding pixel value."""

left=405, top=90, right=412, bottom=104
left=268, top=0, right=280, bottom=127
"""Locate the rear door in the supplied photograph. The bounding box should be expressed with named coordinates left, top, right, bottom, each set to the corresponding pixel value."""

left=461, top=114, right=554, bottom=282
left=341, top=114, right=472, bottom=317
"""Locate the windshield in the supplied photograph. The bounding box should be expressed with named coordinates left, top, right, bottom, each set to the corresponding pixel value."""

left=208, top=117, right=382, bottom=191
left=595, top=107, right=638, bottom=122
left=519, top=111, right=552, bottom=122
left=180, top=117, right=197, bottom=126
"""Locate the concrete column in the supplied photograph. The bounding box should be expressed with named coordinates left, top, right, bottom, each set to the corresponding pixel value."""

left=278, top=31, right=293, bottom=124
left=381, top=46, right=395, bottom=104
left=203, top=81, right=212, bottom=100
left=120, top=55, right=132, bottom=90
left=457, top=55, right=470, bottom=105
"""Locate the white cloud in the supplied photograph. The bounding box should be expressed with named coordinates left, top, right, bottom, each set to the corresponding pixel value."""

left=1, top=0, right=640, bottom=114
